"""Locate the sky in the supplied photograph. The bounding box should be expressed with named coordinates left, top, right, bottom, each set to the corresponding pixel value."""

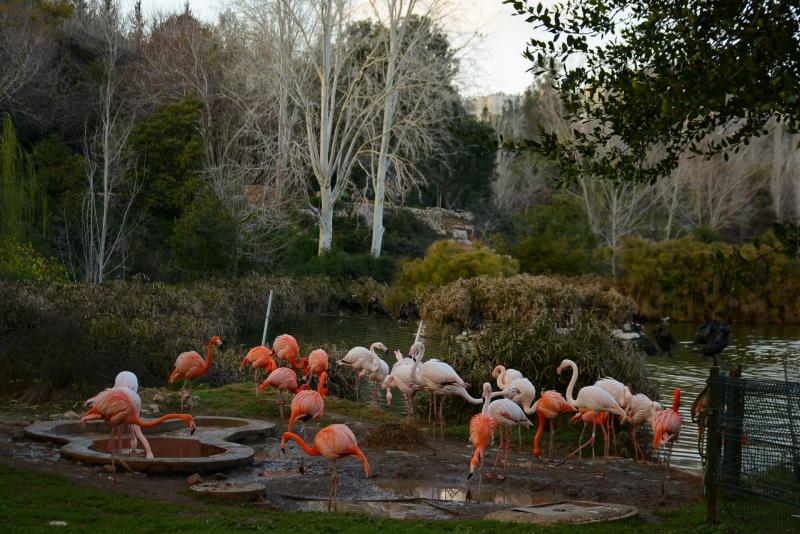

left=120, top=0, right=537, bottom=97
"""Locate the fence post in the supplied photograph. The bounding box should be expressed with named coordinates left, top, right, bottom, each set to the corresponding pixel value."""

left=705, top=365, right=722, bottom=525
left=261, top=290, right=273, bottom=347
left=722, top=366, right=744, bottom=485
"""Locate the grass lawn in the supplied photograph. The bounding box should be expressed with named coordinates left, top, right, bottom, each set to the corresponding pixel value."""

left=0, top=463, right=761, bottom=533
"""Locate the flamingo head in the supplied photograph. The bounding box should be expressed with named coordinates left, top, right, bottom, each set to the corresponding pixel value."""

left=297, top=384, right=312, bottom=392
left=385, top=388, right=393, bottom=406
left=257, top=380, right=269, bottom=394
left=187, top=416, right=197, bottom=435
left=280, top=432, right=290, bottom=454
left=556, top=361, right=567, bottom=375
left=409, top=342, right=424, bottom=359
left=491, top=365, right=504, bottom=379
left=374, top=342, right=388, bottom=352
left=482, top=382, right=493, bottom=401
left=211, top=336, right=222, bottom=347
left=319, top=372, right=329, bottom=397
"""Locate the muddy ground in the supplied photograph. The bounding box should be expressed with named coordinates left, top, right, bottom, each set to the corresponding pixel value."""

left=0, top=411, right=700, bottom=523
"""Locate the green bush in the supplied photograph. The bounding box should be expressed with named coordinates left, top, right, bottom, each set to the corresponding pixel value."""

left=0, top=239, right=65, bottom=283
left=419, top=275, right=650, bottom=421
left=171, top=191, right=238, bottom=278
left=495, top=194, right=598, bottom=275
left=618, top=236, right=800, bottom=323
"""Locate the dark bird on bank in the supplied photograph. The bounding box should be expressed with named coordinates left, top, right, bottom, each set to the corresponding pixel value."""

left=367, top=296, right=392, bottom=319
left=632, top=312, right=648, bottom=324
left=634, top=333, right=658, bottom=356
left=693, top=321, right=731, bottom=366
left=398, top=302, right=420, bottom=325
left=654, top=318, right=676, bottom=356
left=469, top=310, right=485, bottom=332
left=338, top=295, right=363, bottom=315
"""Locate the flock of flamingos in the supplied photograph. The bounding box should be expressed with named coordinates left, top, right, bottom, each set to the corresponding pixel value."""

left=79, top=332, right=682, bottom=509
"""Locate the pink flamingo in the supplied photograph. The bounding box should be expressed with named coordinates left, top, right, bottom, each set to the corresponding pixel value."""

left=492, top=365, right=523, bottom=390
left=486, top=396, right=532, bottom=479
left=81, top=387, right=195, bottom=481
left=594, top=377, right=632, bottom=454
left=652, top=388, right=683, bottom=466
left=383, top=350, right=423, bottom=420
left=288, top=372, right=328, bottom=433
left=299, top=349, right=329, bottom=386
left=466, top=383, right=496, bottom=500
left=556, top=359, right=626, bottom=465
left=280, top=424, right=371, bottom=511
left=531, top=390, right=577, bottom=462
left=273, top=334, right=301, bottom=369
left=258, top=367, right=301, bottom=420
left=570, top=410, right=609, bottom=459
left=491, top=375, right=536, bottom=451
left=337, top=342, right=387, bottom=403
left=110, top=371, right=142, bottom=454
left=169, top=335, right=221, bottom=411
left=240, top=346, right=277, bottom=392
left=410, top=342, right=483, bottom=447
left=627, top=393, right=662, bottom=461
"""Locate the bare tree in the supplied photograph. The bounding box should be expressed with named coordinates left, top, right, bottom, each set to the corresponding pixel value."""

left=77, top=1, right=138, bottom=283
left=768, top=121, right=800, bottom=223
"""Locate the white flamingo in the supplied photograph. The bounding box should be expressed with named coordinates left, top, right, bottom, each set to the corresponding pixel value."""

left=383, top=349, right=423, bottom=420
left=594, top=377, right=632, bottom=454
left=338, top=342, right=387, bottom=403
left=365, top=356, right=389, bottom=408
left=492, top=365, right=523, bottom=390
left=491, top=376, right=537, bottom=451
left=627, top=393, right=662, bottom=461
left=410, top=342, right=482, bottom=446
left=486, top=397, right=532, bottom=479
left=556, top=359, right=626, bottom=464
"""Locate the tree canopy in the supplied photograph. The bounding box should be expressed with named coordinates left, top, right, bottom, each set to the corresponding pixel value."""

left=505, top=0, right=800, bottom=184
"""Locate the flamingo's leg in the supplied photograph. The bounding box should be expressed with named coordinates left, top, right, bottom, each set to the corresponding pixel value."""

left=590, top=419, right=597, bottom=464
left=600, top=419, right=609, bottom=461
left=187, top=381, right=194, bottom=411
left=133, top=425, right=153, bottom=459
left=500, top=427, right=511, bottom=480
left=439, top=396, right=446, bottom=447
left=557, top=419, right=597, bottom=467
left=579, top=422, right=587, bottom=459
left=406, top=394, right=411, bottom=421
left=517, top=426, right=522, bottom=453
left=278, top=391, right=285, bottom=421
left=548, top=418, right=556, bottom=461
left=354, top=375, right=359, bottom=404
left=489, top=427, right=504, bottom=478
left=180, top=380, right=186, bottom=412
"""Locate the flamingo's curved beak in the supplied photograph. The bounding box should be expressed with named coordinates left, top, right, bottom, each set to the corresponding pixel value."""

left=467, top=471, right=474, bottom=480
left=190, top=421, right=197, bottom=435
left=280, top=445, right=286, bottom=455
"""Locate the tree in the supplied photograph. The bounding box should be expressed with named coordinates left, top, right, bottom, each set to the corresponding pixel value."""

left=78, top=1, right=138, bottom=284
left=0, top=115, right=46, bottom=243
left=506, top=0, right=800, bottom=184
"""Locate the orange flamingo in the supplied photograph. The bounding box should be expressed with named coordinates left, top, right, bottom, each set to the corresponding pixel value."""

left=169, top=335, right=221, bottom=411
left=258, top=367, right=301, bottom=420
left=80, top=387, right=195, bottom=481
left=466, top=383, right=496, bottom=500
left=273, top=334, right=301, bottom=369
left=571, top=410, right=609, bottom=459
left=280, top=424, right=371, bottom=511
left=288, top=372, right=328, bottom=433
left=299, top=349, right=329, bottom=385
left=240, top=346, right=277, bottom=384
left=532, top=390, right=577, bottom=462
left=652, top=388, right=683, bottom=466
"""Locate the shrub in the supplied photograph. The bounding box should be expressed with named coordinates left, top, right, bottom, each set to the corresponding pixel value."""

left=171, top=191, right=238, bottom=278
left=0, top=239, right=65, bottom=283
left=419, top=275, right=650, bottom=421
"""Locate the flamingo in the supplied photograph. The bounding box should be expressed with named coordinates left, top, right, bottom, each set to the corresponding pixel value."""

left=491, top=376, right=536, bottom=451
left=273, top=334, right=301, bottom=369
left=410, top=342, right=483, bottom=446
left=556, top=359, right=626, bottom=465
left=288, top=372, right=328, bottom=433
left=111, top=371, right=142, bottom=454
left=594, top=377, right=632, bottom=454
left=240, top=346, right=277, bottom=392
left=466, top=383, right=496, bottom=500
left=299, top=349, right=329, bottom=386
left=486, top=396, right=532, bottom=479
left=258, top=367, right=301, bottom=420
left=81, top=387, right=195, bottom=481
left=169, top=335, right=221, bottom=411
left=337, top=342, right=387, bottom=403
left=383, top=350, right=423, bottom=420
left=652, top=388, right=683, bottom=465
left=280, top=424, right=371, bottom=511
left=571, top=410, right=609, bottom=459
left=626, top=393, right=662, bottom=461
left=531, top=390, right=577, bottom=462
left=365, top=356, right=389, bottom=408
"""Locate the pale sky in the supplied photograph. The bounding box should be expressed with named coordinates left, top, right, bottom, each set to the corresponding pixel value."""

left=121, top=0, right=536, bottom=97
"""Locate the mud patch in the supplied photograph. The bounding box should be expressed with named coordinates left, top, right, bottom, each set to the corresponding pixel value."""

left=361, top=423, right=428, bottom=451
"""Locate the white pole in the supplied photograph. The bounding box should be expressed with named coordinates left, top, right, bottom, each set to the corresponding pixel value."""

left=261, top=290, right=273, bottom=346
left=414, top=319, right=424, bottom=344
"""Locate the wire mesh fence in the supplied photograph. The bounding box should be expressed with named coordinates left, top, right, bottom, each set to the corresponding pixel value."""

left=706, top=370, right=800, bottom=532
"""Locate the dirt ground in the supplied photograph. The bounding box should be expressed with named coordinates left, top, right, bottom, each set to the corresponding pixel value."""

left=0, top=412, right=701, bottom=523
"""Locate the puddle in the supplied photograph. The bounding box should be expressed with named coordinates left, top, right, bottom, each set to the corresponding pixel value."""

left=90, top=437, right=226, bottom=458
left=294, top=499, right=453, bottom=520
left=370, top=478, right=556, bottom=506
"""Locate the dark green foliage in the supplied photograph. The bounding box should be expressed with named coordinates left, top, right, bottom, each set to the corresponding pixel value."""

left=171, top=190, right=238, bottom=278
left=31, top=136, right=85, bottom=225
left=381, top=210, right=440, bottom=258
left=506, top=0, right=800, bottom=184
left=495, top=194, right=597, bottom=275
left=0, top=115, right=46, bottom=243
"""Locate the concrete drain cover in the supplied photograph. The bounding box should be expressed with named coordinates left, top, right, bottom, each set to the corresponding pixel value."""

left=190, top=481, right=265, bottom=500
left=485, top=500, right=638, bottom=525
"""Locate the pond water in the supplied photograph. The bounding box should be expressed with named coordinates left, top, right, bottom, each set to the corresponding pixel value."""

left=248, top=314, right=800, bottom=471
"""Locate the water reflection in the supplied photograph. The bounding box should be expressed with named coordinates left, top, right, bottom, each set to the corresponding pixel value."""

left=370, top=478, right=554, bottom=506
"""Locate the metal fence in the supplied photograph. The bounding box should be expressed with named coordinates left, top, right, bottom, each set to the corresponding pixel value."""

left=704, top=366, right=800, bottom=532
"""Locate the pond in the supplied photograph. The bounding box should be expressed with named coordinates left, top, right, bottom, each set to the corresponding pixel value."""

left=248, top=314, right=800, bottom=471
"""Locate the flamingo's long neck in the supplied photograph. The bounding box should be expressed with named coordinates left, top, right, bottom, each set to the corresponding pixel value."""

left=318, top=373, right=328, bottom=397
left=134, top=413, right=191, bottom=428
left=410, top=350, right=423, bottom=385
left=523, top=397, right=537, bottom=415
left=204, top=338, right=215, bottom=372
left=672, top=388, right=681, bottom=413
left=283, top=432, right=319, bottom=456
left=564, top=360, right=578, bottom=405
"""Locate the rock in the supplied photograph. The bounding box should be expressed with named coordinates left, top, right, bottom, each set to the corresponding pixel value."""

left=47, top=521, right=68, bottom=526
left=147, top=404, right=160, bottom=414
left=212, top=473, right=227, bottom=481
left=101, top=464, right=115, bottom=473
left=186, top=473, right=203, bottom=486
left=11, top=428, right=25, bottom=440
left=62, top=411, right=80, bottom=420
left=49, top=414, right=63, bottom=421
left=152, top=392, right=168, bottom=403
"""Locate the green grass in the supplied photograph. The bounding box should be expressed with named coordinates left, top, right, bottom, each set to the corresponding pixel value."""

left=0, top=463, right=767, bottom=533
